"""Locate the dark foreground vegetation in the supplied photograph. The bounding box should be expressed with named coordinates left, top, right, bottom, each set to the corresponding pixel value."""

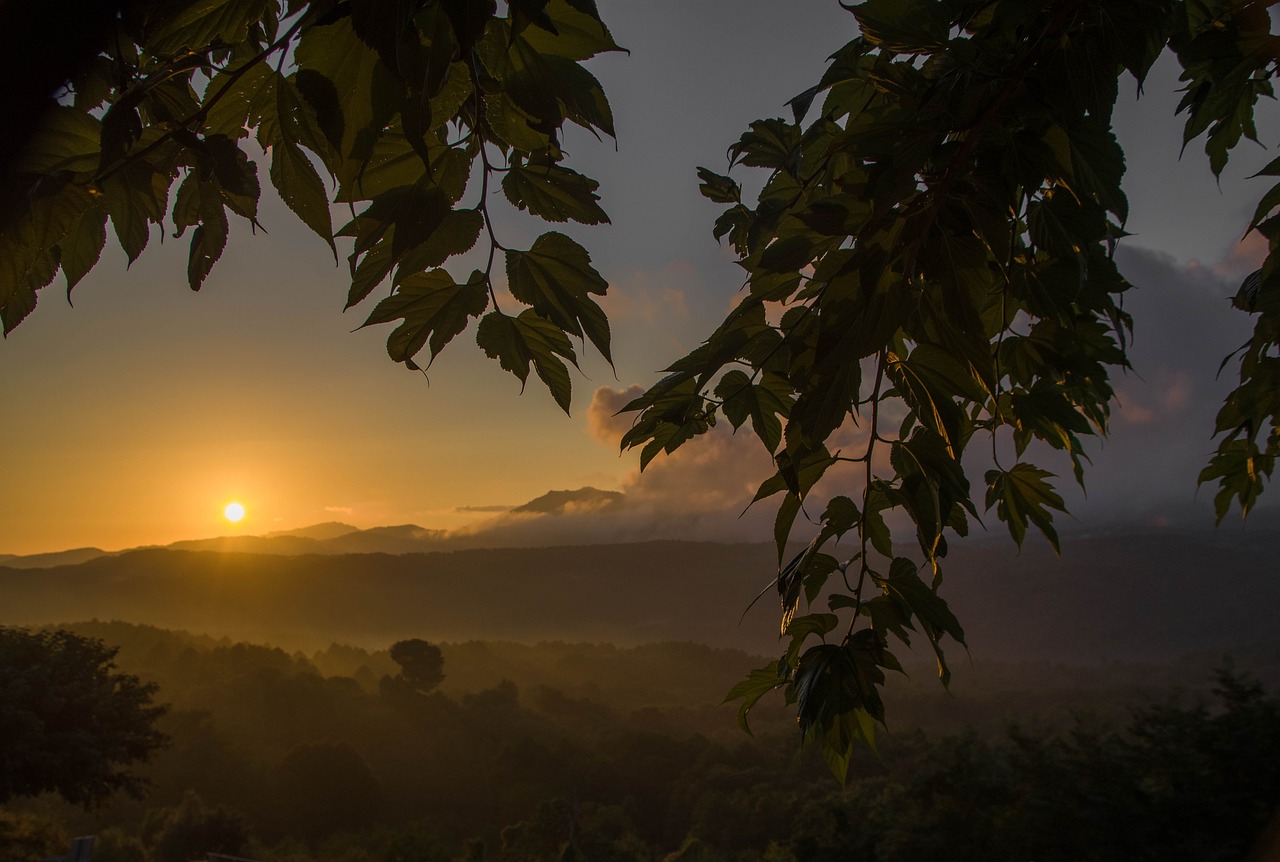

left=2, top=621, right=1278, bottom=861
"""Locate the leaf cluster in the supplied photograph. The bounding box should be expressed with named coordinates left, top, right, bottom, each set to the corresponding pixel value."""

left=1, top=0, right=624, bottom=411
left=623, top=0, right=1280, bottom=778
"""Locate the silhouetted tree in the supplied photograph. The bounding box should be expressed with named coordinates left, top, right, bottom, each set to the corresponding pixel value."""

left=0, top=626, right=167, bottom=806
left=389, top=639, right=446, bottom=694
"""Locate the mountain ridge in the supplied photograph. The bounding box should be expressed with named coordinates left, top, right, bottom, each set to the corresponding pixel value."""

left=2, top=533, right=1278, bottom=679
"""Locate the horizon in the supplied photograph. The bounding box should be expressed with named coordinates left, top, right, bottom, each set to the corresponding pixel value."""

left=3, top=3, right=1279, bottom=556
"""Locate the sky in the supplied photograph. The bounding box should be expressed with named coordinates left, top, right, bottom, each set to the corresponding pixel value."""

left=2, top=1, right=1278, bottom=555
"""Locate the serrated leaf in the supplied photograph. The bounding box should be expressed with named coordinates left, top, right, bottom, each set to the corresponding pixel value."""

left=269, top=141, right=333, bottom=250
left=13, top=106, right=100, bottom=174
left=505, top=232, right=611, bottom=364
left=503, top=157, right=609, bottom=224
left=476, top=309, right=578, bottom=413
left=361, top=268, right=489, bottom=365
left=984, top=463, right=1067, bottom=552
left=147, top=0, right=271, bottom=55
left=57, top=206, right=108, bottom=294
left=394, top=209, right=484, bottom=278
left=724, top=661, right=785, bottom=735
left=101, top=160, right=170, bottom=265
left=696, top=167, right=740, bottom=204
left=294, top=18, right=396, bottom=163
left=519, top=0, right=623, bottom=60
left=853, top=0, right=950, bottom=53
left=715, top=369, right=792, bottom=453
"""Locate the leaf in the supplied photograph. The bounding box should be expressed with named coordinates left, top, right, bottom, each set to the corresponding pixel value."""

left=101, top=160, right=170, bottom=265
left=728, top=118, right=801, bottom=171
left=476, top=310, right=578, bottom=413
left=505, top=232, right=611, bottom=364
left=360, top=268, right=489, bottom=365
left=519, top=0, right=624, bottom=60
left=0, top=183, right=94, bottom=333
left=853, top=0, right=950, bottom=53
left=248, top=71, right=336, bottom=250
left=269, top=141, right=333, bottom=250
left=724, top=661, right=785, bottom=735
left=57, top=207, right=108, bottom=294
left=503, top=156, right=609, bottom=225
left=984, top=463, right=1068, bottom=552
left=715, top=369, right=792, bottom=453
left=294, top=18, right=397, bottom=164
left=696, top=167, right=741, bottom=204
left=147, top=0, right=272, bottom=55
left=12, top=106, right=100, bottom=174
left=1199, top=438, right=1272, bottom=524
left=355, top=182, right=451, bottom=260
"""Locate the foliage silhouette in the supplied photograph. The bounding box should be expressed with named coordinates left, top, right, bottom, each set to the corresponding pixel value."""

left=0, top=626, right=167, bottom=806
left=3, top=0, right=1280, bottom=773
left=12, top=623, right=1280, bottom=860
left=388, top=637, right=447, bottom=694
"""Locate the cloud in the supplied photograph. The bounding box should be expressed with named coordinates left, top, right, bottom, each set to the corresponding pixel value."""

left=324, top=506, right=354, bottom=516
left=1044, top=245, right=1259, bottom=524
left=586, top=384, right=643, bottom=445
left=597, top=261, right=694, bottom=324
left=455, top=504, right=512, bottom=513
left=1210, top=230, right=1267, bottom=280
left=452, top=244, right=1268, bottom=548
left=1114, top=370, right=1193, bottom=426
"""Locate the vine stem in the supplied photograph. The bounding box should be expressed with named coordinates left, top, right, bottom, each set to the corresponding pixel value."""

left=848, top=348, right=887, bottom=639
left=468, top=52, right=505, bottom=313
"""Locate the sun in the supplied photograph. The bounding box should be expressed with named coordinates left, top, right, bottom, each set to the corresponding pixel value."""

left=223, top=501, right=246, bottom=523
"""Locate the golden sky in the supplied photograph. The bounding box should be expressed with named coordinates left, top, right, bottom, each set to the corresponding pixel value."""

left=1, top=2, right=1277, bottom=555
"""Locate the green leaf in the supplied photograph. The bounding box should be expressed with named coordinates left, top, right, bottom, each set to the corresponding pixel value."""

left=505, top=232, right=611, bottom=364
left=1199, top=438, right=1272, bottom=524
left=519, top=0, right=624, bottom=60
left=984, top=464, right=1067, bottom=552
left=147, top=0, right=272, bottom=55
left=724, top=661, right=785, bottom=735
left=269, top=141, right=333, bottom=251
left=361, top=268, right=489, bottom=365
left=0, top=182, right=95, bottom=332
left=503, top=157, right=609, bottom=225
left=294, top=18, right=397, bottom=164
left=696, top=167, right=741, bottom=204
left=12, top=106, right=100, bottom=174
left=57, top=206, right=108, bottom=294
left=355, top=182, right=451, bottom=261
left=394, top=209, right=485, bottom=279
left=476, top=310, right=578, bottom=413
left=853, top=0, right=950, bottom=53
left=101, top=160, right=170, bottom=265
left=483, top=94, right=553, bottom=151
left=248, top=71, right=336, bottom=250
left=715, top=369, right=792, bottom=453
left=728, top=119, right=800, bottom=171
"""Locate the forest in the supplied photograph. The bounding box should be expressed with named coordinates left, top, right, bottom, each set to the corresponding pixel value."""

left=2, top=620, right=1278, bottom=862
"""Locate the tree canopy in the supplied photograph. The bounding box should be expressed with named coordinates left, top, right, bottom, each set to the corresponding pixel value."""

left=2, top=0, right=1278, bottom=776
left=0, top=626, right=168, bottom=806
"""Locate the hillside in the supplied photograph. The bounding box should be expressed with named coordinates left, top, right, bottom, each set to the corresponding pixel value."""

left=2, top=531, right=1279, bottom=679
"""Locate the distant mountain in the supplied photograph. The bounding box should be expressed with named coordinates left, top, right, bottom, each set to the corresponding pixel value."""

left=0, top=547, right=111, bottom=569
left=264, top=522, right=359, bottom=541
left=512, top=487, right=623, bottom=515
left=0, top=486, right=634, bottom=567
left=2, top=531, right=1278, bottom=680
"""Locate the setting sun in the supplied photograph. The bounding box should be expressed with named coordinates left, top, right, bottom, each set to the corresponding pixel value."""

left=223, top=502, right=246, bottom=523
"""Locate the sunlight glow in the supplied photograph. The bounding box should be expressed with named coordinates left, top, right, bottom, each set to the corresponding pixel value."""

left=223, top=501, right=246, bottom=523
